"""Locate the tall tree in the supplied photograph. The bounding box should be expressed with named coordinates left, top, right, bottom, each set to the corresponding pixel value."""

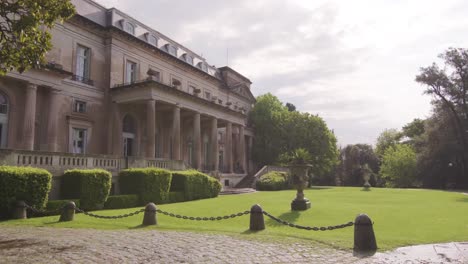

left=0, top=0, right=75, bottom=75
left=380, top=144, right=417, bottom=188
left=285, top=102, right=296, bottom=112
left=375, top=129, right=401, bottom=158
left=416, top=48, right=468, bottom=185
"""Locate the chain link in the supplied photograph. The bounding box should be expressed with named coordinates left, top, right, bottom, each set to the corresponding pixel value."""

left=262, top=211, right=354, bottom=231
left=156, top=208, right=250, bottom=221
left=23, top=203, right=62, bottom=215
left=75, top=207, right=146, bottom=219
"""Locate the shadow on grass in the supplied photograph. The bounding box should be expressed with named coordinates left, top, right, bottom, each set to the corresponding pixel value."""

left=266, top=210, right=301, bottom=227
left=361, top=188, right=372, bottom=192
left=456, top=196, right=468, bottom=202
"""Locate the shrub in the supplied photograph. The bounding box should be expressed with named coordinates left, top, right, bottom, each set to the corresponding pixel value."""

left=0, top=166, right=52, bottom=219
left=119, top=168, right=172, bottom=204
left=61, top=169, right=112, bottom=210
left=380, top=144, right=417, bottom=188
left=104, top=195, right=139, bottom=209
left=166, top=191, right=185, bottom=203
left=45, top=199, right=80, bottom=216
left=256, top=171, right=289, bottom=191
left=170, top=170, right=222, bottom=201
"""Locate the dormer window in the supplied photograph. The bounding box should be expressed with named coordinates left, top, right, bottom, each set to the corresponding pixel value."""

left=164, top=44, right=177, bottom=56
left=124, top=22, right=135, bottom=35
left=197, top=62, right=208, bottom=72
left=147, top=34, right=158, bottom=46
left=182, top=54, right=194, bottom=65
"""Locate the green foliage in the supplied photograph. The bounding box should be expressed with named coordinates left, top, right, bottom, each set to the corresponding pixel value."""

left=61, top=169, right=112, bottom=210
left=104, top=195, right=139, bottom=209
left=250, top=93, right=339, bottom=178
left=0, top=0, right=75, bottom=74
left=380, top=145, right=417, bottom=187
left=119, top=168, right=172, bottom=204
left=336, top=144, right=381, bottom=187
left=375, top=129, right=402, bottom=158
left=0, top=166, right=52, bottom=218
left=166, top=192, right=185, bottom=203
left=256, top=171, right=289, bottom=191
left=46, top=199, right=80, bottom=215
left=279, top=148, right=312, bottom=165
left=170, top=170, right=222, bottom=201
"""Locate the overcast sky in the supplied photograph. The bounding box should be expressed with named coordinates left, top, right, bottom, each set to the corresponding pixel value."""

left=95, top=0, right=468, bottom=146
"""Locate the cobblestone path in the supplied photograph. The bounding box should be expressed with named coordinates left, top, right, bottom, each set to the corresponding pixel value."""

left=0, top=227, right=466, bottom=263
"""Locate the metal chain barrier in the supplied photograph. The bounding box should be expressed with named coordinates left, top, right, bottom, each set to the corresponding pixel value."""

left=156, top=208, right=250, bottom=221
left=262, top=210, right=354, bottom=231
left=75, top=207, right=146, bottom=219
left=23, top=203, right=62, bottom=216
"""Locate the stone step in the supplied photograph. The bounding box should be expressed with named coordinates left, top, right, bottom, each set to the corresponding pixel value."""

left=220, top=188, right=256, bottom=195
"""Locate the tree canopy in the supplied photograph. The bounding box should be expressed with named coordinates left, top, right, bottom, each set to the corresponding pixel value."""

left=375, top=129, right=401, bottom=158
left=250, top=93, right=339, bottom=179
left=0, top=0, right=75, bottom=75
left=380, top=144, right=417, bottom=188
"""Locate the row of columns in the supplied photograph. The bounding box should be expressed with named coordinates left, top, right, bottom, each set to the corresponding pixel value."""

left=144, top=99, right=247, bottom=174
left=22, top=83, right=60, bottom=152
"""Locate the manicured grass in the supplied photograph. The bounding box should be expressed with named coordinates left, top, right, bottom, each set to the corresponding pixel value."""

left=1, top=187, right=467, bottom=250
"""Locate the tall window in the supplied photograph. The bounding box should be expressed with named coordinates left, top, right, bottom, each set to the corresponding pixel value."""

left=122, top=115, right=136, bottom=157
left=124, top=22, right=135, bottom=35
left=72, top=128, right=87, bottom=154
left=0, top=92, right=9, bottom=148
left=126, top=60, right=137, bottom=83
left=76, top=45, right=90, bottom=82
left=73, top=100, right=87, bottom=113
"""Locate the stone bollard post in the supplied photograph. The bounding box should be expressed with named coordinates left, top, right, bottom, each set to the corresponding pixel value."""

left=142, top=203, right=157, bottom=226
left=12, top=201, right=27, bottom=219
left=59, top=201, right=76, bottom=222
left=353, top=214, right=377, bottom=252
left=249, top=204, right=265, bottom=231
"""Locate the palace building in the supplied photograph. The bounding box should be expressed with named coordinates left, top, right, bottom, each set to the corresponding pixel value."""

left=0, top=0, right=255, bottom=197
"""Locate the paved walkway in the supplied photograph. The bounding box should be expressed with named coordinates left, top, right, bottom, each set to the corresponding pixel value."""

left=0, top=227, right=466, bottom=263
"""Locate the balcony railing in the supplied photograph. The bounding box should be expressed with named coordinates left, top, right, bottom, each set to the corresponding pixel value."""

left=0, top=149, right=185, bottom=176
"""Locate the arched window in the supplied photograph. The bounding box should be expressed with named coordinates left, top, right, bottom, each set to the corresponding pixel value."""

left=197, top=62, right=208, bottom=72
left=184, top=54, right=194, bottom=65
left=164, top=44, right=177, bottom=56
left=124, top=22, right=135, bottom=35
left=0, top=92, right=9, bottom=148
left=148, top=35, right=158, bottom=46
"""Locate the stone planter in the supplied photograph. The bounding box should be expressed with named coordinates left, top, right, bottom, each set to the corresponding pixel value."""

left=288, top=164, right=312, bottom=211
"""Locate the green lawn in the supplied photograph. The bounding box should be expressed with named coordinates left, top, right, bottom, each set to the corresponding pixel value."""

left=1, top=187, right=467, bottom=250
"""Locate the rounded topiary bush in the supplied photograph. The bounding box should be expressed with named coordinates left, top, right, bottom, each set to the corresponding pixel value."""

left=256, top=171, right=289, bottom=191
left=170, top=170, right=222, bottom=201
left=119, top=168, right=172, bottom=204
left=61, top=169, right=112, bottom=210
left=0, top=166, right=52, bottom=219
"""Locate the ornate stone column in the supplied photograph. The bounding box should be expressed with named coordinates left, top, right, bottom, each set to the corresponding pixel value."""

left=146, top=99, right=156, bottom=158
left=210, top=117, right=219, bottom=171
left=193, top=112, right=201, bottom=170
left=225, top=122, right=233, bottom=173
left=172, top=105, right=181, bottom=160
left=239, top=125, right=246, bottom=173
left=23, top=83, right=37, bottom=150
left=47, top=89, right=61, bottom=152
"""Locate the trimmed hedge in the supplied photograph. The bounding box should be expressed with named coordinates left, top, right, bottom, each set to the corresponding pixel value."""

left=0, top=166, right=52, bottom=219
left=170, top=170, right=222, bottom=201
left=61, top=169, right=112, bottom=210
left=104, top=195, right=139, bottom=209
left=166, top=191, right=185, bottom=203
left=256, top=171, right=289, bottom=191
left=119, top=168, right=172, bottom=204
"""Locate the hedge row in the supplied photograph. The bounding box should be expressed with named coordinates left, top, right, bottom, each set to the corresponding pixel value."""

left=0, top=166, right=52, bottom=219
left=170, top=170, right=222, bottom=201
left=256, top=171, right=289, bottom=191
left=119, top=168, right=172, bottom=204
left=104, top=195, right=139, bottom=209
left=61, top=169, right=112, bottom=210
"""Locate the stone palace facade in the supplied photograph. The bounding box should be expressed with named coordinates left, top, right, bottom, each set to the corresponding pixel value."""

left=0, top=0, right=256, bottom=197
